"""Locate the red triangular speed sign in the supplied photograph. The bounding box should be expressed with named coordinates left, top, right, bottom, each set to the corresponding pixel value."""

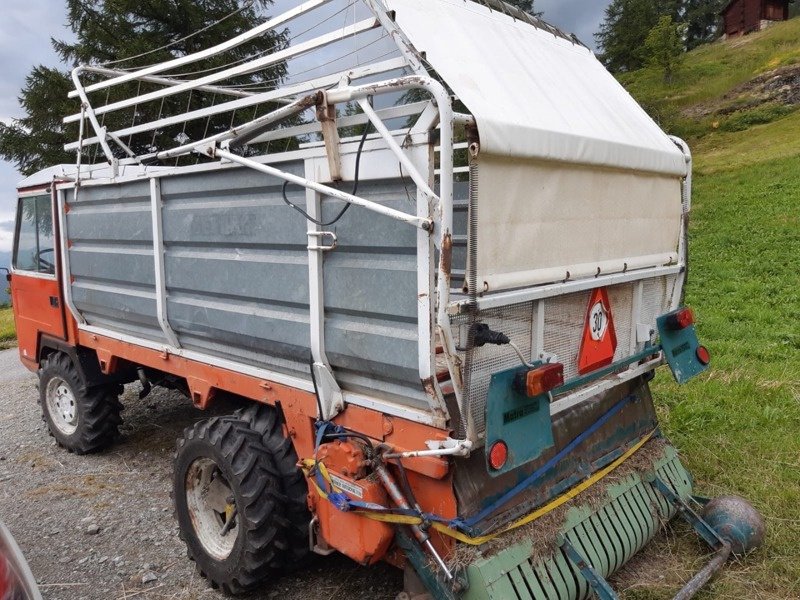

left=578, top=287, right=618, bottom=375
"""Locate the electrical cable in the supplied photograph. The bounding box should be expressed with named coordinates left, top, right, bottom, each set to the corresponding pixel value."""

left=281, top=119, right=371, bottom=226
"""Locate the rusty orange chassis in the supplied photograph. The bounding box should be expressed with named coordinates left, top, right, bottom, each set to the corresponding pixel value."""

left=20, top=318, right=457, bottom=567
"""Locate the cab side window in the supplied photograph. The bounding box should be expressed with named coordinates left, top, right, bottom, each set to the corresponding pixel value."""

left=13, top=195, right=55, bottom=275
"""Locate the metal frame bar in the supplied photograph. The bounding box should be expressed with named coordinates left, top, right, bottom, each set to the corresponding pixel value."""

left=450, top=265, right=684, bottom=313
left=670, top=136, right=692, bottom=311
left=67, top=0, right=335, bottom=99
left=67, top=17, right=380, bottom=124
left=66, top=57, right=409, bottom=152
left=561, top=537, right=619, bottom=600
left=252, top=101, right=427, bottom=145
left=158, top=92, right=319, bottom=160
left=213, top=146, right=432, bottom=230
left=78, top=65, right=258, bottom=100
left=149, top=178, right=181, bottom=348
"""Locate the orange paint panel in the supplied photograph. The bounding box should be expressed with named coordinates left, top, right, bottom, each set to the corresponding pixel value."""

left=11, top=274, right=66, bottom=365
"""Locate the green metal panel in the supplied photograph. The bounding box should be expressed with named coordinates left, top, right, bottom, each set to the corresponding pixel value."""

left=462, top=445, right=694, bottom=600
left=657, top=309, right=709, bottom=383
left=484, top=366, right=555, bottom=477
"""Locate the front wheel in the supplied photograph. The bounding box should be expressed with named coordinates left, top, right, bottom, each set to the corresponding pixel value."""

left=39, top=352, right=123, bottom=454
left=173, top=416, right=289, bottom=595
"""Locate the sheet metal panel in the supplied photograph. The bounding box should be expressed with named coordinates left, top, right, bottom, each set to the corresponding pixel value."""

left=65, top=162, right=431, bottom=407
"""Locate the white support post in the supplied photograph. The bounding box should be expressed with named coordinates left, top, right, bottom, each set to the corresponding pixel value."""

left=304, top=173, right=344, bottom=420
left=70, top=68, right=118, bottom=171
left=149, top=178, right=181, bottom=349
left=531, top=300, right=545, bottom=362
left=630, top=280, right=644, bottom=354
left=56, top=189, right=86, bottom=326
left=356, top=97, right=438, bottom=201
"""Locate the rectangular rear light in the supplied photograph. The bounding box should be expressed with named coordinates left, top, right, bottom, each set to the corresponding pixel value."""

left=666, top=307, right=695, bottom=330
left=514, top=363, right=564, bottom=398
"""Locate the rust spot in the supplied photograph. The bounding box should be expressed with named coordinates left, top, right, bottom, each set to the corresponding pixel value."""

left=440, top=233, right=453, bottom=275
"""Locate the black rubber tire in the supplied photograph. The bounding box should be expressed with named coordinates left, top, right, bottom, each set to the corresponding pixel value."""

left=173, top=416, right=289, bottom=595
left=234, top=404, right=312, bottom=568
left=38, top=352, right=123, bottom=454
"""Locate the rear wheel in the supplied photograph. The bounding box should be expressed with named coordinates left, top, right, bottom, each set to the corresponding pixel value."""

left=39, top=352, right=123, bottom=454
left=173, top=416, right=289, bottom=595
left=235, top=404, right=312, bottom=568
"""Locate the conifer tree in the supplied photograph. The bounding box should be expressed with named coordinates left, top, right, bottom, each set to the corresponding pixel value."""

left=0, top=0, right=285, bottom=176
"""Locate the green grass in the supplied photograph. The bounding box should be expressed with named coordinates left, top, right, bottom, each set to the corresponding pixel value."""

left=618, top=24, right=800, bottom=600
left=619, top=18, right=800, bottom=140
left=0, top=306, right=15, bottom=344
left=648, top=152, right=800, bottom=599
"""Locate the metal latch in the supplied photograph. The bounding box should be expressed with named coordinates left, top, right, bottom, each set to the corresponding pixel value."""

left=307, top=231, right=337, bottom=251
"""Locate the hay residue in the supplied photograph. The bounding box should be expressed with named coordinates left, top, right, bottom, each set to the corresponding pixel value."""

left=447, top=437, right=670, bottom=570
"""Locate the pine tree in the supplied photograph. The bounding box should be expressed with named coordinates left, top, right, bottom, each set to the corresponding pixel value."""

left=596, top=0, right=682, bottom=72
left=684, top=0, right=725, bottom=50
left=645, top=15, right=685, bottom=82
left=505, top=0, right=534, bottom=12
left=0, top=0, right=286, bottom=176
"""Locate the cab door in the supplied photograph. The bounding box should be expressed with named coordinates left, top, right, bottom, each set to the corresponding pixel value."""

left=10, top=191, right=66, bottom=367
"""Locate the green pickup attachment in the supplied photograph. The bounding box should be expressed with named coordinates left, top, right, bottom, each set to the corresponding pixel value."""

left=462, top=445, right=692, bottom=600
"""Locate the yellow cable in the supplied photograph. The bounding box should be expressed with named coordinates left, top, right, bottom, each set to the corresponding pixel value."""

left=303, top=429, right=656, bottom=547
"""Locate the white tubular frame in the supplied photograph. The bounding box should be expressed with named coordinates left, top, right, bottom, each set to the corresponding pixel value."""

left=66, top=16, right=380, bottom=126
left=61, top=0, right=462, bottom=427
left=67, top=0, right=336, bottom=99
left=669, top=135, right=692, bottom=311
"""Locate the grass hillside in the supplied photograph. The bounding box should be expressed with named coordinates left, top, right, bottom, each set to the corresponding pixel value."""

left=618, top=19, right=800, bottom=600
left=621, top=17, right=800, bottom=141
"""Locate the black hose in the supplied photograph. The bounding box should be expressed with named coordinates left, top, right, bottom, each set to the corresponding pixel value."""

left=282, top=122, right=371, bottom=226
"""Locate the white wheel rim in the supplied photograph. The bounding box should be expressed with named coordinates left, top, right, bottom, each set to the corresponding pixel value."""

left=45, top=377, right=79, bottom=435
left=185, top=458, right=239, bottom=561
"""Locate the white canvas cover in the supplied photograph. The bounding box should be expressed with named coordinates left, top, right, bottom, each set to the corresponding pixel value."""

left=385, top=0, right=687, bottom=291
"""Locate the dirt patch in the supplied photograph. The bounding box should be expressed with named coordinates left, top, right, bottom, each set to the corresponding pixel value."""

left=685, top=64, right=800, bottom=118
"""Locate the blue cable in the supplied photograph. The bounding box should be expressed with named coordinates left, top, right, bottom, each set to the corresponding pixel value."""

left=311, top=397, right=637, bottom=534
left=460, top=394, right=635, bottom=529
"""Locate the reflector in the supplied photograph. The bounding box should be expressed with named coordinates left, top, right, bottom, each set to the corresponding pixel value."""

left=696, top=346, right=711, bottom=365
left=488, top=441, right=508, bottom=470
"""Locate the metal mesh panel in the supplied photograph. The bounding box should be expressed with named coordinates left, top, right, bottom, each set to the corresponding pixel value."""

left=453, top=274, right=679, bottom=441
left=453, top=302, right=535, bottom=435
left=541, top=292, right=589, bottom=381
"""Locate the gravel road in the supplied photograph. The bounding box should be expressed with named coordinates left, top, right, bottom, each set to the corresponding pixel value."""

left=0, top=348, right=402, bottom=600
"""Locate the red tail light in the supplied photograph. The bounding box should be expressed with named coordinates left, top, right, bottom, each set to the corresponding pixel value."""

left=666, top=308, right=695, bottom=330
left=488, top=441, right=508, bottom=470
left=696, top=346, right=711, bottom=365
left=515, top=363, right=564, bottom=397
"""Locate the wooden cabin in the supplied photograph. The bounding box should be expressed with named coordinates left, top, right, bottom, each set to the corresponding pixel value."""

left=722, top=0, right=790, bottom=37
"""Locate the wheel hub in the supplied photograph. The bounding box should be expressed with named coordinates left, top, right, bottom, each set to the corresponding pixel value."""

left=185, top=458, right=239, bottom=560
left=45, top=377, right=78, bottom=435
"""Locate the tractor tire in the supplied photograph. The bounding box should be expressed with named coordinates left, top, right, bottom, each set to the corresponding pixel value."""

left=38, top=352, right=123, bottom=454
left=173, top=415, right=290, bottom=595
left=234, top=403, right=312, bottom=568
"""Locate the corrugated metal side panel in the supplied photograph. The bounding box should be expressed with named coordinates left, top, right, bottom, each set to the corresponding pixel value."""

left=65, top=182, right=163, bottom=342
left=65, top=164, right=431, bottom=407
